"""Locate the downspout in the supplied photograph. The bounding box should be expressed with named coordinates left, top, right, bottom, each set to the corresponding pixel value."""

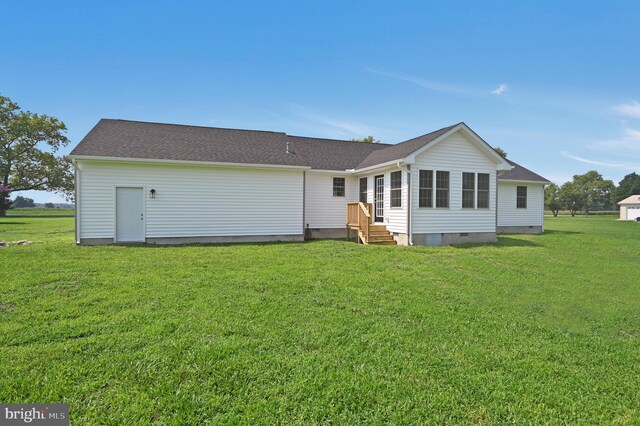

left=302, top=171, right=306, bottom=239
left=396, top=162, right=413, bottom=246
left=495, top=171, right=501, bottom=234
left=73, top=159, right=80, bottom=245
left=407, top=164, right=412, bottom=245
left=540, top=184, right=547, bottom=233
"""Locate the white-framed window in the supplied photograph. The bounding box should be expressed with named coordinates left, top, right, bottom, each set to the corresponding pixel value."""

left=359, top=177, right=367, bottom=203
left=517, top=186, right=527, bottom=208
left=390, top=171, right=402, bottom=208
left=462, top=172, right=475, bottom=208
left=418, top=169, right=450, bottom=208
left=419, top=170, right=433, bottom=208
left=461, top=172, right=491, bottom=209
left=477, top=173, right=490, bottom=208
left=333, top=177, right=345, bottom=197
left=435, top=171, right=450, bottom=208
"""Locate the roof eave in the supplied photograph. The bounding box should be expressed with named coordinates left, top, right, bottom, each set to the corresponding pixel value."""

left=351, top=159, right=406, bottom=174
left=498, top=178, right=551, bottom=184
left=70, top=155, right=312, bottom=170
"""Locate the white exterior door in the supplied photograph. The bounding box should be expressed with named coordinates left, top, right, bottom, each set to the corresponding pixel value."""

left=628, top=206, right=640, bottom=220
left=116, top=187, right=144, bottom=242
left=375, top=175, right=384, bottom=222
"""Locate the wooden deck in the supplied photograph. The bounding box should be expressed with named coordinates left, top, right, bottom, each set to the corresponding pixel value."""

left=346, top=202, right=397, bottom=245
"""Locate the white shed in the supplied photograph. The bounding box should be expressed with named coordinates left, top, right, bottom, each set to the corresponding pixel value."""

left=618, top=195, right=640, bottom=221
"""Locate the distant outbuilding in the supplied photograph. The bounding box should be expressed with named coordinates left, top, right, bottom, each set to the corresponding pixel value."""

left=618, top=195, right=640, bottom=221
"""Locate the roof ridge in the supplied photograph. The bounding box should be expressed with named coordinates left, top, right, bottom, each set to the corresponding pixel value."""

left=287, top=134, right=392, bottom=146
left=391, top=122, right=462, bottom=146
left=101, top=118, right=288, bottom=135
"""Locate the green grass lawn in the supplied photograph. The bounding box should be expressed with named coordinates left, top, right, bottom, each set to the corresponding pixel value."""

left=1, top=217, right=639, bottom=424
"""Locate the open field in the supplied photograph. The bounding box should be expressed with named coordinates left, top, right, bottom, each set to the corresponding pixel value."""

left=1, top=216, right=639, bottom=423
left=6, top=207, right=75, bottom=217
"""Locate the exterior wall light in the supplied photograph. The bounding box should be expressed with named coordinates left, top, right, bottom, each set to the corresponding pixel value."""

left=150, top=189, right=156, bottom=199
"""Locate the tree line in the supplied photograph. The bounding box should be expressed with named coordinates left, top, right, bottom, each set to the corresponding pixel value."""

left=10, top=195, right=58, bottom=209
left=544, top=171, right=640, bottom=216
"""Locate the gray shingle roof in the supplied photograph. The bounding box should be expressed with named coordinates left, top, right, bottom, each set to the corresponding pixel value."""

left=355, top=123, right=460, bottom=169
left=70, top=119, right=309, bottom=167
left=70, top=119, right=392, bottom=170
left=499, top=159, right=550, bottom=183
left=288, top=135, right=390, bottom=170
left=71, top=119, right=547, bottom=182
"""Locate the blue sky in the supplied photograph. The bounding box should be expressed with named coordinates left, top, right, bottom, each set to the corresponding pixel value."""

left=3, top=1, right=640, bottom=203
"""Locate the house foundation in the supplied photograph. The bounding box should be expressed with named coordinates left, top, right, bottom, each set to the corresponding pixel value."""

left=412, top=232, right=497, bottom=246
left=497, top=226, right=543, bottom=234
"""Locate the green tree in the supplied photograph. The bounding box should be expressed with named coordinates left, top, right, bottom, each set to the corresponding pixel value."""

left=559, top=181, right=583, bottom=216
left=13, top=195, right=36, bottom=208
left=0, top=95, right=73, bottom=216
left=613, top=172, right=640, bottom=204
left=351, top=136, right=380, bottom=144
left=572, top=170, right=615, bottom=214
left=493, top=147, right=508, bottom=158
left=544, top=183, right=562, bottom=217
left=559, top=171, right=615, bottom=215
left=44, top=202, right=55, bottom=208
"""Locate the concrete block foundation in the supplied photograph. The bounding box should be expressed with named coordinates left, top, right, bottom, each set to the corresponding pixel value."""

left=497, top=226, right=543, bottom=234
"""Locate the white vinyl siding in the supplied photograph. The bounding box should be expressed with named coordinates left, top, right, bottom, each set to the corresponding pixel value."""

left=384, top=169, right=408, bottom=233
left=304, top=172, right=357, bottom=228
left=411, top=131, right=497, bottom=233
left=76, top=160, right=304, bottom=240
left=497, top=182, right=545, bottom=227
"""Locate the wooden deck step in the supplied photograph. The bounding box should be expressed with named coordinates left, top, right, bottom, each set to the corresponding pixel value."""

left=363, top=224, right=398, bottom=245
left=368, top=234, right=395, bottom=242
left=346, top=215, right=398, bottom=245
left=369, top=240, right=398, bottom=245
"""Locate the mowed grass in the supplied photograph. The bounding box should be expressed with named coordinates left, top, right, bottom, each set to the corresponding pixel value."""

left=1, top=217, right=639, bottom=424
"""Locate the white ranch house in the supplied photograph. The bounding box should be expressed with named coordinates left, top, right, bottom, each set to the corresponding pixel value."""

left=70, top=120, right=550, bottom=246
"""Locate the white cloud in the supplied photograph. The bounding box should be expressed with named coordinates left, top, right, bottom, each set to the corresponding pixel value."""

left=613, top=101, right=640, bottom=118
left=561, top=151, right=640, bottom=170
left=625, top=127, right=640, bottom=139
left=46, top=194, right=65, bottom=204
left=542, top=173, right=575, bottom=186
left=287, top=106, right=379, bottom=139
left=365, top=68, right=481, bottom=96
left=491, top=84, right=508, bottom=95
left=591, top=127, right=640, bottom=153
